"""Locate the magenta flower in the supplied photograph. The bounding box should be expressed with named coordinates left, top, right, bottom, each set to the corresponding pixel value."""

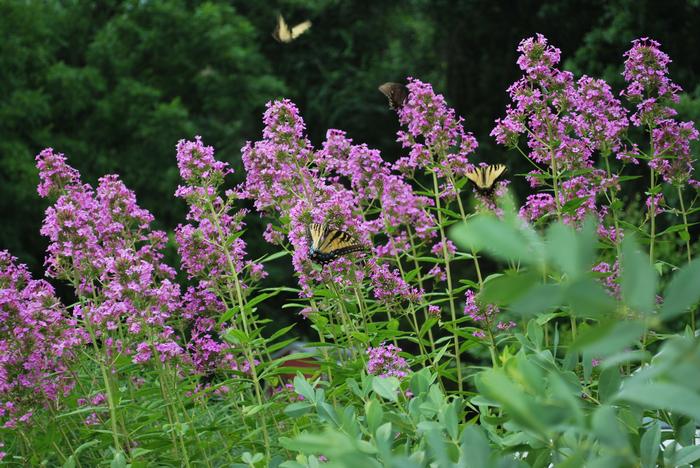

left=0, top=251, right=85, bottom=428
left=37, top=149, right=183, bottom=366
left=367, top=344, right=409, bottom=379
left=622, top=38, right=699, bottom=184
left=395, top=78, right=478, bottom=177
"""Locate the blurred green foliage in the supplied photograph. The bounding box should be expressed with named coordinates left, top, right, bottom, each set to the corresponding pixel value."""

left=2, top=0, right=700, bottom=279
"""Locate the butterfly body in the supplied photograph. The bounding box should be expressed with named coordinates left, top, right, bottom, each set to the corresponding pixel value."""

left=306, top=223, right=364, bottom=265
left=272, top=15, right=312, bottom=43
left=465, top=164, right=507, bottom=194
left=378, top=82, right=408, bottom=110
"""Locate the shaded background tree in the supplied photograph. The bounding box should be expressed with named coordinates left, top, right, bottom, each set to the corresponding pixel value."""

left=2, top=0, right=699, bottom=318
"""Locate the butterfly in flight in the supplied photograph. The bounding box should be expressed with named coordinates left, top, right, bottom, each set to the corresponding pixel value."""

left=378, top=82, right=408, bottom=110
left=306, top=223, right=365, bottom=265
left=465, top=164, right=507, bottom=194
left=272, top=14, right=312, bottom=43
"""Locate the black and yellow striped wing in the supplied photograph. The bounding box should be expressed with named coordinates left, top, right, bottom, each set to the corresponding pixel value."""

left=306, top=223, right=365, bottom=265
left=465, top=164, right=507, bottom=192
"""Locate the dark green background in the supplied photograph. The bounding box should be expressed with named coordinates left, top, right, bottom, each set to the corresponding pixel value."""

left=2, top=0, right=700, bottom=287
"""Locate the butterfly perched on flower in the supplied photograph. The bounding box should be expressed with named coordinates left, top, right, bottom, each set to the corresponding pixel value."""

left=306, top=223, right=365, bottom=265
left=378, top=82, right=408, bottom=110
left=272, top=14, right=312, bottom=43
left=465, top=164, right=507, bottom=194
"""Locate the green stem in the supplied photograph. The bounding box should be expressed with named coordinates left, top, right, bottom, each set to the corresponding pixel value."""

left=677, top=185, right=693, bottom=264
left=83, top=318, right=124, bottom=454
left=649, top=127, right=657, bottom=265
left=677, top=185, right=695, bottom=333
left=649, top=168, right=657, bottom=265
left=431, top=171, right=463, bottom=392
left=406, top=226, right=437, bottom=355
left=205, top=199, right=271, bottom=457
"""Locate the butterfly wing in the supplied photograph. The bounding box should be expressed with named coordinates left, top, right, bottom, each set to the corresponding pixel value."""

left=307, top=223, right=325, bottom=251
left=465, top=167, right=486, bottom=189
left=378, top=82, right=408, bottom=109
left=466, top=164, right=507, bottom=192
left=272, top=15, right=292, bottom=42
left=484, top=164, right=507, bottom=187
left=290, top=20, right=312, bottom=39
left=307, top=223, right=364, bottom=264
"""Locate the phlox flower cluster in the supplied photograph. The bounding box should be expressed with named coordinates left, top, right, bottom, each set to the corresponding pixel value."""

left=175, top=136, right=266, bottom=285
left=37, top=149, right=183, bottom=364
left=243, top=100, right=436, bottom=302
left=464, top=289, right=514, bottom=338
left=243, top=101, right=371, bottom=295
left=0, top=251, right=85, bottom=428
left=366, top=344, right=409, bottom=379
left=492, top=34, right=633, bottom=226
left=622, top=38, right=699, bottom=185
left=592, top=261, right=621, bottom=298
left=396, top=78, right=478, bottom=178
left=180, top=284, right=246, bottom=375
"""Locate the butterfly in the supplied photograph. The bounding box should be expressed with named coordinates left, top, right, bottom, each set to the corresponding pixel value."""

left=378, top=82, right=408, bottom=110
left=272, top=14, right=312, bottom=43
left=306, top=223, right=365, bottom=265
left=465, top=164, right=507, bottom=194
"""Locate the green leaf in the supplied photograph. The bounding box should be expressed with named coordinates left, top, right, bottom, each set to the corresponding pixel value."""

left=660, top=258, right=700, bottom=319
left=510, top=283, right=564, bottom=317
left=597, top=366, right=621, bottom=403
left=573, top=320, right=645, bottom=357
left=284, top=402, right=313, bottom=418
left=592, top=405, right=628, bottom=449
left=546, top=220, right=595, bottom=278
left=372, top=376, right=400, bottom=402
left=261, top=250, right=289, bottom=263
left=223, top=328, right=250, bottom=345
left=439, top=401, right=459, bottom=440
left=458, top=425, right=491, bottom=468
left=674, top=445, right=700, bottom=466
left=480, top=271, right=540, bottom=306
left=621, top=236, right=657, bottom=314
left=640, top=420, right=661, bottom=468
left=110, top=452, right=127, bottom=468
left=615, top=382, right=700, bottom=421
left=476, top=369, right=547, bottom=436
left=565, top=278, right=616, bottom=319
left=365, top=399, right=384, bottom=434
left=449, top=216, right=541, bottom=266
left=62, top=457, right=76, bottom=468
left=293, top=375, right=316, bottom=402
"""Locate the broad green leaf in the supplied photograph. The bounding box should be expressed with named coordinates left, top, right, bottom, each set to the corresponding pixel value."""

left=293, top=374, right=316, bottom=402
left=480, top=271, right=540, bottom=306
left=110, top=452, right=127, bottom=468
left=573, top=320, right=644, bottom=357
left=449, top=216, right=540, bottom=265
left=621, top=236, right=657, bottom=314
left=565, top=277, right=616, bottom=318
left=284, top=402, right=313, bottom=418
left=372, top=376, right=400, bottom=402
left=458, top=425, right=491, bottom=468
left=365, top=399, right=384, bottom=434
left=476, top=369, right=547, bottom=436
left=615, top=382, right=700, bottom=421
left=674, top=444, right=700, bottom=465
left=510, top=283, right=564, bottom=317
left=640, top=420, right=661, bottom=468
left=439, top=401, right=459, bottom=440
left=660, top=258, right=700, bottom=319
left=597, top=366, right=621, bottom=403
left=592, top=405, right=628, bottom=449
left=546, top=220, right=596, bottom=278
